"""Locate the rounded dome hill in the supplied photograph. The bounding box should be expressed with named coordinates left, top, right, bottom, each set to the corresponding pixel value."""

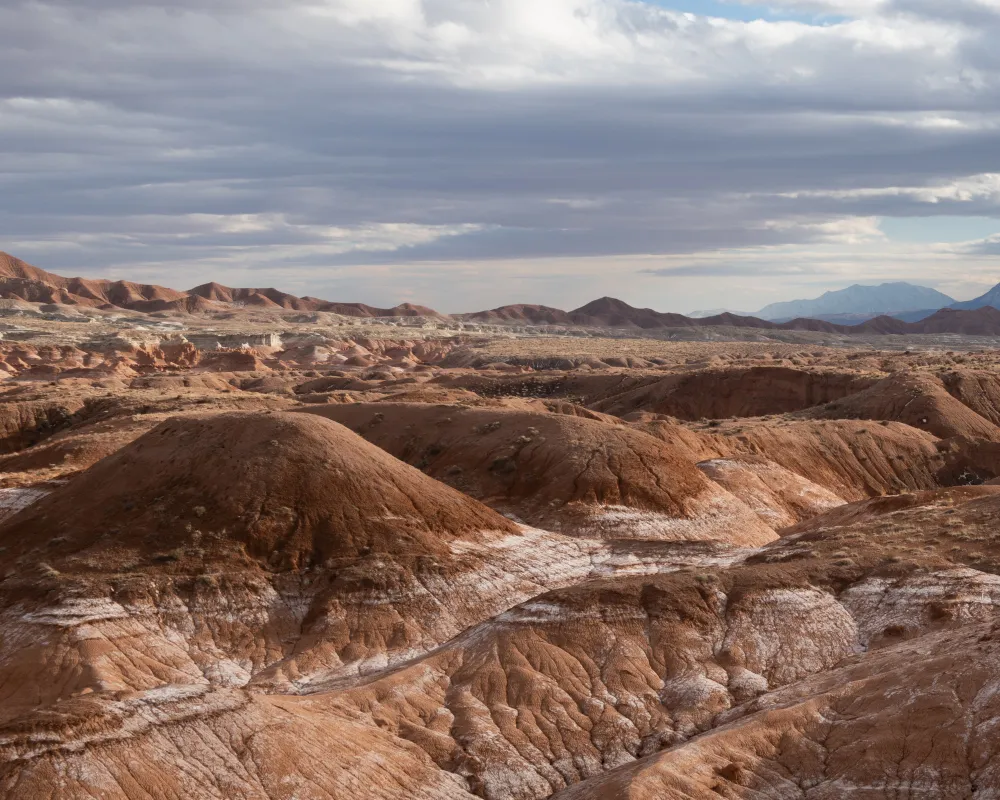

left=0, top=411, right=517, bottom=571
left=297, top=403, right=777, bottom=546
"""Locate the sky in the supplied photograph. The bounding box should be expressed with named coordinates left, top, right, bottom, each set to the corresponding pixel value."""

left=6, top=1, right=1000, bottom=313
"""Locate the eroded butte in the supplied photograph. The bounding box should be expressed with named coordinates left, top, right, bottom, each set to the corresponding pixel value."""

left=4, top=269, right=1000, bottom=797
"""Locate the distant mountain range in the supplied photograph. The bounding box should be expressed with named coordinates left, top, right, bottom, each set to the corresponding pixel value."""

left=5, top=250, right=1000, bottom=337
left=755, top=282, right=956, bottom=321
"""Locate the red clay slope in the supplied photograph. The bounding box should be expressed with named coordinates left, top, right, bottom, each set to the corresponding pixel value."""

left=0, top=252, right=188, bottom=310
left=0, top=411, right=518, bottom=572
left=0, top=252, right=448, bottom=317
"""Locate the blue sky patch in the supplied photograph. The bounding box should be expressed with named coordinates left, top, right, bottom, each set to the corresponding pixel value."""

left=640, top=0, right=846, bottom=24
left=881, top=216, right=1000, bottom=244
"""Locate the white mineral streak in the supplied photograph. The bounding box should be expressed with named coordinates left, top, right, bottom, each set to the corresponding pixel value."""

left=841, top=567, right=1000, bottom=644
left=576, top=489, right=777, bottom=544
left=0, top=487, right=47, bottom=523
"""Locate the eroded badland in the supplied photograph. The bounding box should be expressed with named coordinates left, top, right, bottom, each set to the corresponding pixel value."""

left=4, top=265, right=1000, bottom=798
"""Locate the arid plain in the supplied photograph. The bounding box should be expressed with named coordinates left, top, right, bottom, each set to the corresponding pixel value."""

left=4, top=253, right=1000, bottom=798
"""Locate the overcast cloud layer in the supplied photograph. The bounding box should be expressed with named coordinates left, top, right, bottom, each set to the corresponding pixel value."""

left=6, top=0, right=1000, bottom=311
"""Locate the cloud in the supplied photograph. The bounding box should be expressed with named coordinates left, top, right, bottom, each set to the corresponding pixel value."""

left=952, top=233, right=1000, bottom=255
left=772, top=173, right=1000, bottom=204
left=3, top=0, right=1000, bottom=311
left=640, top=263, right=811, bottom=277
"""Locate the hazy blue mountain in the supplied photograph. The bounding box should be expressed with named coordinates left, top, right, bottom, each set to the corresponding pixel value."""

left=949, top=282, right=1000, bottom=311
left=756, top=282, right=955, bottom=321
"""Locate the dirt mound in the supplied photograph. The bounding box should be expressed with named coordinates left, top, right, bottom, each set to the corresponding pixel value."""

left=0, top=409, right=746, bottom=732
left=189, top=282, right=320, bottom=310
left=130, top=373, right=234, bottom=391
left=911, top=305, right=1000, bottom=334
left=0, top=251, right=65, bottom=283
left=940, top=368, right=1000, bottom=426
left=699, top=311, right=783, bottom=329
left=696, top=419, right=944, bottom=500
left=852, top=314, right=912, bottom=334
left=187, top=281, right=240, bottom=303
left=296, top=403, right=777, bottom=545
left=198, top=348, right=270, bottom=372
left=0, top=411, right=567, bottom=710
left=459, top=304, right=575, bottom=325
left=569, top=296, right=693, bottom=329
left=389, top=302, right=441, bottom=317
left=130, top=294, right=219, bottom=313
left=69, top=277, right=186, bottom=307
left=0, top=411, right=516, bottom=571
left=809, top=371, right=1000, bottom=439
left=592, top=367, right=873, bottom=420
left=321, top=301, right=445, bottom=318
left=635, top=417, right=946, bottom=501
